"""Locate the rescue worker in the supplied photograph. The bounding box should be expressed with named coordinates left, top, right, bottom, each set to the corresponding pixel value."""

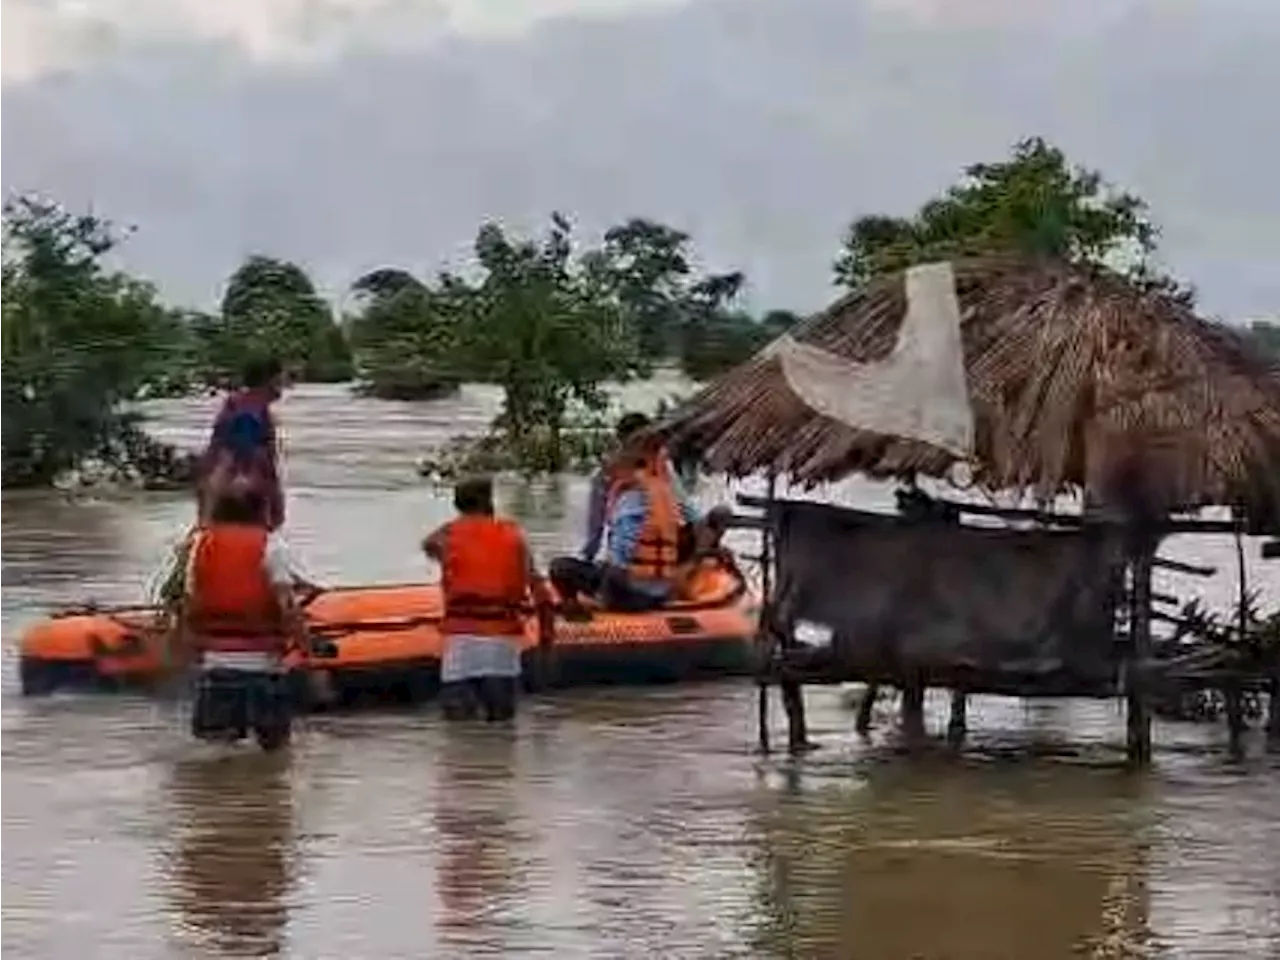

left=198, top=355, right=287, bottom=530
left=577, top=411, right=654, bottom=563
left=181, top=480, right=306, bottom=751
left=423, top=475, right=554, bottom=722
left=551, top=428, right=702, bottom=616
left=673, top=505, right=744, bottom=601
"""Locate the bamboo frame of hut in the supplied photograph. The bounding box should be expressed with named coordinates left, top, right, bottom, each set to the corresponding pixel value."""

left=740, top=492, right=1277, bottom=763
left=666, top=256, right=1280, bottom=765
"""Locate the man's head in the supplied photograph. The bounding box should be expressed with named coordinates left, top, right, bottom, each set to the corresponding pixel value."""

left=615, top=412, right=652, bottom=444
left=454, top=474, right=496, bottom=516
left=704, top=505, right=733, bottom=535
left=209, top=479, right=268, bottom=526
left=242, top=355, right=286, bottom=401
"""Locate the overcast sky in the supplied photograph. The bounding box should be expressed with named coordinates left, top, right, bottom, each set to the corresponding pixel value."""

left=3, top=0, right=1277, bottom=319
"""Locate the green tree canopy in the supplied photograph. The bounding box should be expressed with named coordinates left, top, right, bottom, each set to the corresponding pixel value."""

left=462, top=214, right=639, bottom=465
left=206, top=255, right=352, bottom=383
left=346, top=267, right=466, bottom=400
left=834, top=137, right=1185, bottom=299
left=588, top=216, right=771, bottom=378
left=1, top=195, right=186, bottom=485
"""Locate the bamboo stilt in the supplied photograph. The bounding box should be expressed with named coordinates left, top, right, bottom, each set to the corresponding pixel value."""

left=1126, top=541, right=1155, bottom=767
left=855, top=683, right=878, bottom=736
left=1266, top=680, right=1280, bottom=750
left=901, top=677, right=926, bottom=742
left=1226, top=524, right=1249, bottom=759
left=782, top=679, right=808, bottom=753
left=756, top=473, right=776, bottom=755
left=947, top=689, right=968, bottom=748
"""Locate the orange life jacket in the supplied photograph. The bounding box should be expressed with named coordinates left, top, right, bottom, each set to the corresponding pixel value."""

left=185, top=523, right=284, bottom=654
left=439, top=515, right=529, bottom=637
left=678, top=557, right=722, bottom=601
left=609, top=459, right=681, bottom=584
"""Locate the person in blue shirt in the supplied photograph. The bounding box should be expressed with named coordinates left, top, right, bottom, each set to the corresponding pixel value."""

left=551, top=425, right=701, bottom=616
left=577, top=412, right=654, bottom=563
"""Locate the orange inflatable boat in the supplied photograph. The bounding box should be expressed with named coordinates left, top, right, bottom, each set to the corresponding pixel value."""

left=17, top=566, right=758, bottom=706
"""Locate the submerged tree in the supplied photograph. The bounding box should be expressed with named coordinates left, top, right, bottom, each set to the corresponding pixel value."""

left=834, top=136, right=1189, bottom=299
left=461, top=214, right=641, bottom=469
left=1, top=195, right=187, bottom=485
left=346, top=267, right=467, bottom=400
left=590, top=216, right=771, bottom=379
left=206, top=255, right=352, bottom=383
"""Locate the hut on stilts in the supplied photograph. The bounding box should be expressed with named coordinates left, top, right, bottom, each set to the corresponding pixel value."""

left=664, top=255, right=1280, bottom=764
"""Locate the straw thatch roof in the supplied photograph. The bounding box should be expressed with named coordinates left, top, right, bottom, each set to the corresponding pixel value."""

left=666, top=256, right=1280, bottom=522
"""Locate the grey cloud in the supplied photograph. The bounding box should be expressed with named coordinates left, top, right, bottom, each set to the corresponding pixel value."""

left=3, top=0, right=1278, bottom=318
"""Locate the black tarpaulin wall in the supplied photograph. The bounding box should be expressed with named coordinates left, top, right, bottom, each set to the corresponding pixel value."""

left=769, top=500, right=1128, bottom=694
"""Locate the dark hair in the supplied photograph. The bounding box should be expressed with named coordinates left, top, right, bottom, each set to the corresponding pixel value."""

left=615, top=412, right=652, bottom=442
left=209, top=486, right=267, bottom=525
left=242, top=355, right=284, bottom=390
left=705, top=505, right=733, bottom=532
left=454, top=475, right=495, bottom=515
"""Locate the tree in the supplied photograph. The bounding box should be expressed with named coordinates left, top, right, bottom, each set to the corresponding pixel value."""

left=206, top=255, right=353, bottom=383
left=679, top=306, right=801, bottom=381
left=346, top=267, right=466, bottom=400
left=1, top=195, right=186, bottom=485
left=590, top=216, right=756, bottom=378
left=1246, top=320, right=1280, bottom=360
left=461, top=214, right=641, bottom=468
left=834, top=137, right=1182, bottom=297
left=591, top=218, right=695, bottom=360
left=350, top=268, right=425, bottom=302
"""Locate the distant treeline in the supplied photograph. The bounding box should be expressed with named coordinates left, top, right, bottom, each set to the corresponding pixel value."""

left=3, top=136, right=1276, bottom=486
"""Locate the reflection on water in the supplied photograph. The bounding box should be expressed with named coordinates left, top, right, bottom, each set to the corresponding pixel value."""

left=433, top=730, right=522, bottom=948
left=750, top=761, right=1152, bottom=959
left=4, top=383, right=1280, bottom=959
left=164, top=752, right=294, bottom=957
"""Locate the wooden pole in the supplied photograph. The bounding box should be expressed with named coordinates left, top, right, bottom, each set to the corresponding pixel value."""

left=855, top=684, right=877, bottom=737
left=1126, top=537, right=1156, bottom=767
left=946, top=688, right=968, bottom=748
left=756, top=472, right=777, bottom=754
left=1225, top=522, right=1249, bottom=758
left=762, top=476, right=810, bottom=754
left=901, top=672, right=926, bottom=743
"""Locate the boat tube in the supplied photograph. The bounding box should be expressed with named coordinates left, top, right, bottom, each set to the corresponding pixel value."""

left=17, top=565, right=759, bottom=706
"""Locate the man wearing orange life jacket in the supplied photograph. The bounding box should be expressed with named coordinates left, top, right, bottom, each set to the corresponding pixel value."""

left=673, top=505, right=744, bottom=601
left=423, top=475, right=554, bottom=722
left=181, top=482, right=307, bottom=751
left=551, top=428, right=702, bottom=616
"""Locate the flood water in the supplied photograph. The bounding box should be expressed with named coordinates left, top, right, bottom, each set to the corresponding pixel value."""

left=4, top=382, right=1279, bottom=959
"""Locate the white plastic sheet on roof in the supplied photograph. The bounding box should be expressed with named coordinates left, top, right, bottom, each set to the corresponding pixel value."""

left=765, top=260, right=975, bottom=457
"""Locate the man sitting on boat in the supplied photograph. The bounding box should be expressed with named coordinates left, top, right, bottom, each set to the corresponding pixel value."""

left=198, top=355, right=287, bottom=531
left=423, top=475, right=555, bottom=722
left=180, top=478, right=307, bottom=751
left=578, top=411, right=654, bottom=563
left=551, top=428, right=702, bottom=616
left=673, top=506, right=743, bottom=601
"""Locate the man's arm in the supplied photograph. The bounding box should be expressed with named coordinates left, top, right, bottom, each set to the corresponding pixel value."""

left=604, top=489, right=646, bottom=570
left=579, top=469, right=607, bottom=560
left=422, top=524, right=448, bottom=563
left=263, top=533, right=305, bottom=652
left=522, top=540, right=554, bottom=607
left=667, top=460, right=702, bottom=526
left=519, top=536, right=556, bottom=645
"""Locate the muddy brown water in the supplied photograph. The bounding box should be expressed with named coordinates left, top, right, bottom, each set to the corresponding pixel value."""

left=3, top=382, right=1279, bottom=959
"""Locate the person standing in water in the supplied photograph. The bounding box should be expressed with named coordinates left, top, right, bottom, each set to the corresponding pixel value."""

left=181, top=481, right=307, bottom=751
left=199, top=355, right=288, bottom=531
left=423, top=475, right=555, bottom=722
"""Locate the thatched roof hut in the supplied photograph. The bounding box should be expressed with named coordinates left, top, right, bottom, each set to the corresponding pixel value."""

left=666, top=256, right=1280, bottom=524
